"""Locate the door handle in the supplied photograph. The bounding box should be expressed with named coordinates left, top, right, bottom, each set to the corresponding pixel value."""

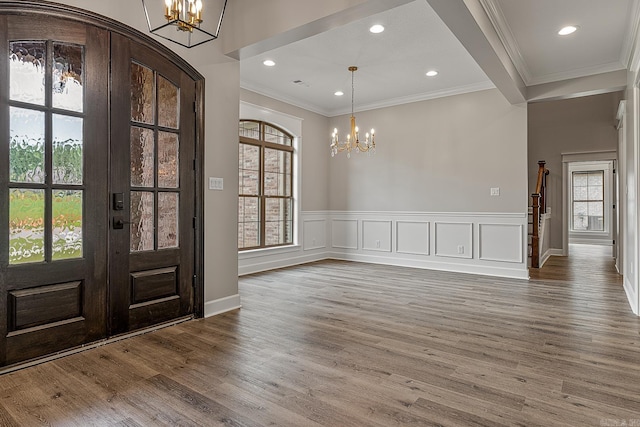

left=113, top=217, right=133, bottom=229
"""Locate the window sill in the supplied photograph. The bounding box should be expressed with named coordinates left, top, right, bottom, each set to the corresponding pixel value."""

left=238, top=244, right=301, bottom=260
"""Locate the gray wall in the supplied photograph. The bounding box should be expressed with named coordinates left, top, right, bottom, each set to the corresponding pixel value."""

left=328, top=88, right=528, bottom=213
left=528, top=92, right=622, bottom=250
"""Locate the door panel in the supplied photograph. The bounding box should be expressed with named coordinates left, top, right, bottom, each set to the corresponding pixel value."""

left=0, top=16, right=109, bottom=366
left=110, top=33, right=195, bottom=335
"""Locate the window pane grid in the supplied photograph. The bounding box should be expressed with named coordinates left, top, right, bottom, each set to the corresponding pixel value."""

left=572, top=171, right=604, bottom=232
left=8, top=39, right=85, bottom=264
left=238, top=121, right=293, bottom=250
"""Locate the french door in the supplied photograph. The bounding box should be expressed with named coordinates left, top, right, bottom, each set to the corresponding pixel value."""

left=0, top=14, right=197, bottom=367
left=109, top=33, right=195, bottom=335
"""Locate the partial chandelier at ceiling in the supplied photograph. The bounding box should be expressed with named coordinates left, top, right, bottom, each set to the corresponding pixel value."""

left=330, top=66, right=376, bottom=158
left=141, top=0, right=228, bottom=48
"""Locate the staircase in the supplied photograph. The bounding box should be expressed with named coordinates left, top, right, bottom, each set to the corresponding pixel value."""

left=529, top=161, right=549, bottom=268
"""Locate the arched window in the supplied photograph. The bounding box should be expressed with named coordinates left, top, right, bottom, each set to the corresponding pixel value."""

left=238, top=120, right=293, bottom=250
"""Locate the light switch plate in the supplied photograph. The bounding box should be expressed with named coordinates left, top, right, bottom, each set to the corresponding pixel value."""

left=209, top=177, right=224, bottom=190
left=490, top=187, right=500, bottom=196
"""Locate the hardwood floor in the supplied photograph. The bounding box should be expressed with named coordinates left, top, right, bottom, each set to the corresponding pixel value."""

left=1, top=246, right=639, bottom=426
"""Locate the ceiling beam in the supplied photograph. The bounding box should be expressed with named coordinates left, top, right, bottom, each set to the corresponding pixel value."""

left=425, top=0, right=526, bottom=104
left=224, top=0, right=414, bottom=60
left=527, top=70, right=628, bottom=103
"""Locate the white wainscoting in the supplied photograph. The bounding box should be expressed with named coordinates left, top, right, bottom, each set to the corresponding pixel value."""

left=238, top=212, right=329, bottom=276
left=396, top=221, right=430, bottom=255
left=435, top=222, right=473, bottom=259
left=332, top=219, right=358, bottom=249
left=478, top=223, right=523, bottom=263
left=303, top=219, right=327, bottom=250
left=239, top=211, right=529, bottom=279
left=362, top=220, right=392, bottom=252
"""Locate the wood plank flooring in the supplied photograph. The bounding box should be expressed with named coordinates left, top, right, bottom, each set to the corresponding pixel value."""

left=1, top=245, right=639, bottom=426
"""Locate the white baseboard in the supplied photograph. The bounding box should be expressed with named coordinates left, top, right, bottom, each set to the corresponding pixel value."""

left=328, top=252, right=529, bottom=280
left=239, top=252, right=329, bottom=276
left=540, top=248, right=563, bottom=268
left=623, top=277, right=639, bottom=315
left=204, top=294, right=242, bottom=318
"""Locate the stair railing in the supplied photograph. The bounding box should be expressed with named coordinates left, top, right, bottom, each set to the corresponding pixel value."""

left=530, top=161, right=549, bottom=268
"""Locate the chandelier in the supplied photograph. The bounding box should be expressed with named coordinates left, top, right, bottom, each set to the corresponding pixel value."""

left=331, top=66, right=376, bottom=158
left=142, top=0, right=228, bottom=48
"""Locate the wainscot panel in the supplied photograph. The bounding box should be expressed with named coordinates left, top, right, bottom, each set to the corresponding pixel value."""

left=362, top=220, right=392, bottom=252
left=239, top=211, right=528, bottom=279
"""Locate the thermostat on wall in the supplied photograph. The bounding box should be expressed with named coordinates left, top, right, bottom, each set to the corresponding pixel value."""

left=209, top=177, right=223, bottom=190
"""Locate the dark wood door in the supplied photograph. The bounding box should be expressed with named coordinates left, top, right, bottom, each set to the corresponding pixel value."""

left=0, top=15, right=109, bottom=365
left=109, top=33, right=195, bottom=334
left=0, top=14, right=197, bottom=368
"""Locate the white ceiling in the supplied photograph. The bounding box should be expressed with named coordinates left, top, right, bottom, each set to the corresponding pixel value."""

left=487, top=0, right=634, bottom=86
left=239, top=0, right=637, bottom=117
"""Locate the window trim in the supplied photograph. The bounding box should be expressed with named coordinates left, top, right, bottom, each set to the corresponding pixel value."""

left=566, top=160, right=613, bottom=243
left=239, top=120, right=294, bottom=251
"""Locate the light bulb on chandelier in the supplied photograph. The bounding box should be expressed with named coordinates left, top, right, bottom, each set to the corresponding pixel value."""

left=330, top=66, right=376, bottom=158
left=142, top=0, right=228, bottom=48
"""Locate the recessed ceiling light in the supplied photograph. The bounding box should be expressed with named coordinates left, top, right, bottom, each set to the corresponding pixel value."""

left=263, top=59, right=276, bottom=67
left=369, top=24, right=385, bottom=34
left=558, top=26, right=577, bottom=36
left=334, top=91, right=344, bottom=96
left=426, top=70, right=438, bottom=77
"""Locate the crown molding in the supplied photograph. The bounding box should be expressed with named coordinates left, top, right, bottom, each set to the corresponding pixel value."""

left=241, top=80, right=496, bottom=117
left=328, top=81, right=496, bottom=116
left=479, top=0, right=532, bottom=85
left=240, top=81, right=331, bottom=116
left=624, top=0, right=640, bottom=70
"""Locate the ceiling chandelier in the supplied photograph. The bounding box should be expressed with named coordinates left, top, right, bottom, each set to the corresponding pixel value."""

left=142, top=0, right=228, bottom=48
left=331, top=66, right=376, bottom=158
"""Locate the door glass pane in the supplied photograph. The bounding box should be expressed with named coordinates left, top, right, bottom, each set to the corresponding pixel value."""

left=52, top=190, right=83, bottom=260
left=131, top=127, right=155, bottom=187
left=588, top=172, right=603, bottom=186
left=9, top=189, right=45, bottom=264
left=588, top=186, right=603, bottom=200
left=130, top=191, right=154, bottom=252
left=10, top=41, right=46, bottom=106
left=573, top=173, right=587, bottom=186
left=10, top=107, right=45, bottom=184
left=52, top=43, right=84, bottom=113
left=131, top=63, right=154, bottom=124
left=573, top=186, right=587, bottom=200
left=158, top=132, right=179, bottom=188
left=158, top=76, right=179, bottom=129
left=158, top=192, right=179, bottom=249
left=53, top=114, right=83, bottom=185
